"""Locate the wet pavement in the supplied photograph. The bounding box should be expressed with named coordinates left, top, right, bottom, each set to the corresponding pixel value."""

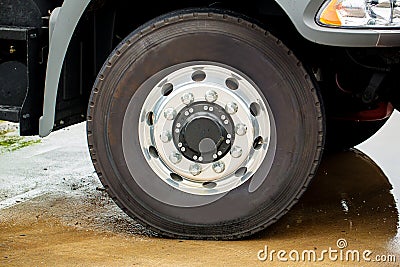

left=0, top=111, right=399, bottom=266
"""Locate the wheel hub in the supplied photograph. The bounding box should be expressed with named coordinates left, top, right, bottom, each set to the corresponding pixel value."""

left=173, top=102, right=234, bottom=163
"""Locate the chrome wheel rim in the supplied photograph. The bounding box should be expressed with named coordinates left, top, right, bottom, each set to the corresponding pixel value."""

left=139, top=63, right=272, bottom=195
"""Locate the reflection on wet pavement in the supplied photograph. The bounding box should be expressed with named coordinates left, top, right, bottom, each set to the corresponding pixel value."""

left=254, top=149, right=399, bottom=263
left=0, top=111, right=399, bottom=266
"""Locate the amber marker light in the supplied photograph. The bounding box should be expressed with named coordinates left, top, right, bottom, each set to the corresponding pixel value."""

left=319, top=0, right=342, bottom=26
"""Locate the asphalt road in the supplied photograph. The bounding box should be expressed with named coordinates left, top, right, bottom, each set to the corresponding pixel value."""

left=0, top=111, right=399, bottom=266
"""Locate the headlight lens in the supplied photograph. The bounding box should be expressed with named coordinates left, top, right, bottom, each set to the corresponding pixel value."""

left=317, top=0, right=400, bottom=28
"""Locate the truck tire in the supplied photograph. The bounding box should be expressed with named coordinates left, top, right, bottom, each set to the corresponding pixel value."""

left=87, top=9, right=325, bottom=240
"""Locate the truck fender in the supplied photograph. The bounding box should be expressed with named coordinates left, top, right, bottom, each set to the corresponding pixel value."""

left=39, top=0, right=91, bottom=137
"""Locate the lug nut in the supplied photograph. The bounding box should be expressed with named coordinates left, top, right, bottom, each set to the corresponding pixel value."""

left=205, top=90, right=218, bottom=103
left=160, top=130, right=172, bottom=143
left=225, top=102, right=238, bottom=115
left=181, top=92, right=194, bottom=105
left=235, top=123, right=247, bottom=136
left=189, top=164, right=202, bottom=176
left=230, top=146, right=243, bottom=158
left=164, top=108, right=176, bottom=120
left=169, top=152, right=182, bottom=164
left=212, top=161, right=225, bottom=173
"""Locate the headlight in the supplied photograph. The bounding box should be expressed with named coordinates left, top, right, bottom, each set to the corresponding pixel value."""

left=317, top=0, right=400, bottom=28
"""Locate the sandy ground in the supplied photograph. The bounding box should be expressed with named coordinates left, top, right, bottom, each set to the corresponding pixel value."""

left=0, top=111, right=399, bottom=266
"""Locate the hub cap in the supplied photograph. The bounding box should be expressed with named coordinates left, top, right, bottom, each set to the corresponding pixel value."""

left=139, top=63, right=271, bottom=195
left=173, top=102, right=234, bottom=164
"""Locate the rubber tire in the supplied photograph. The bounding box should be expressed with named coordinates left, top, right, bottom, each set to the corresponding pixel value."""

left=87, top=9, right=325, bottom=240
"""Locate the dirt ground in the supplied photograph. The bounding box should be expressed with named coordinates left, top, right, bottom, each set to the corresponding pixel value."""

left=0, top=113, right=399, bottom=266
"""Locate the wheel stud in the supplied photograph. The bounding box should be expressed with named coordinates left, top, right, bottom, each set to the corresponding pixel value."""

left=160, top=130, right=172, bottom=143
left=225, top=102, right=238, bottom=115
left=205, top=90, right=218, bottom=103
left=189, top=164, right=202, bottom=176
left=230, top=146, right=243, bottom=158
left=235, top=123, right=247, bottom=136
left=181, top=92, right=194, bottom=105
left=164, top=108, right=177, bottom=120
left=169, top=152, right=182, bottom=164
left=212, top=161, right=225, bottom=173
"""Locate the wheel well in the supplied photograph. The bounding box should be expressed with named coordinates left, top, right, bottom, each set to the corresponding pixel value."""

left=55, top=0, right=400, bottom=132
left=110, top=0, right=289, bottom=43
left=54, top=0, right=299, bottom=130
